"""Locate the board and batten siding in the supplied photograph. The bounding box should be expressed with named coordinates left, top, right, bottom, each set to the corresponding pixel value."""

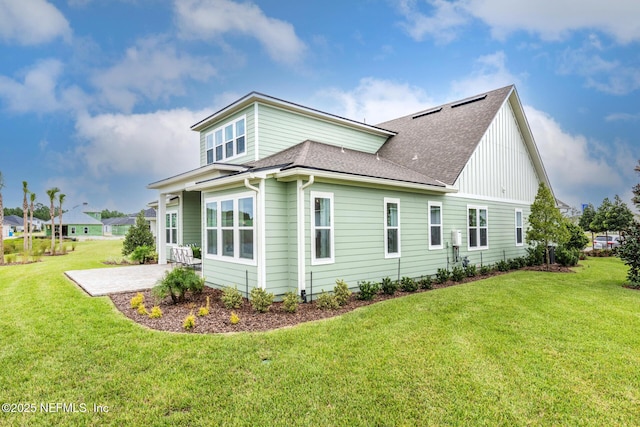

left=198, top=105, right=255, bottom=167
left=301, top=182, right=531, bottom=298
left=455, top=99, right=540, bottom=203
left=257, top=104, right=388, bottom=158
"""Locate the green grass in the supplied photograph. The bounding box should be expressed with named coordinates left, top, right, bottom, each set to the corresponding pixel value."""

left=1, top=241, right=640, bottom=426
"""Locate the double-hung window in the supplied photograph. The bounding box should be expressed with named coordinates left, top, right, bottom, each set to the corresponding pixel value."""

left=204, top=193, right=255, bottom=264
left=428, top=201, right=443, bottom=250
left=204, top=117, right=246, bottom=164
left=515, top=209, right=523, bottom=246
left=166, top=212, right=177, bottom=244
left=385, top=198, right=400, bottom=258
left=468, top=206, right=488, bottom=250
left=311, top=191, right=334, bottom=265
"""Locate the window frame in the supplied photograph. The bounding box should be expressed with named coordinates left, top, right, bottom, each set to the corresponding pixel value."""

left=467, top=205, right=488, bottom=251
left=515, top=209, right=524, bottom=246
left=204, top=192, right=256, bottom=266
left=310, top=191, right=335, bottom=266
left=203, top=116, right=247, bottom=164
left=384, top=197, right=401, bottom=258
left=428, top=201, right=443, bottom=250
left=166, top=211, right=178, bottom=245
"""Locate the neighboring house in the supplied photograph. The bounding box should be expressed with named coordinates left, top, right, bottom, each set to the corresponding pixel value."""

left=102, top=208, right=157, bottom=236
left=3, top=215, right=24, bottom=233
left=44, top=203, right=103, bottom=237
left=148, top=85, right=551, bottom=299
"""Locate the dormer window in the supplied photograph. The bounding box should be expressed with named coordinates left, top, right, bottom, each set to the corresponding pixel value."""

left=205, top=116, right=246, bottom=164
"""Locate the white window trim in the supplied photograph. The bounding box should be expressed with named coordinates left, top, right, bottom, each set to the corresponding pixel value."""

left=515, top=209, right=524, bottom=247
left=428, top=201, right=443, bottom=250
left=467, top=205, right=489, bottom=251
left=204, top=115, right=247, bottom=164
left=166, top=211, right=178, bottom=245
left=310, top=191, right=335, bottom=266
left=384, top=197, right=401, bottom=258
left=203, top=191, right=256, bottom=266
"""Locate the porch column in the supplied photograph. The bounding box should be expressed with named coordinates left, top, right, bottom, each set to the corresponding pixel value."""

left=157, top=193, right=167, bottom=265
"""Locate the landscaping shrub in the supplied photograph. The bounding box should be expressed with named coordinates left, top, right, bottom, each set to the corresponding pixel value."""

left=417, top=275, right=432, bottom=290
left=149, top=306, right=163, bottom=319
left=122, top=210, right=155, bottom=256
left=508, top=258, right=522, bottom=270
left=619, top=222, right=640, bottom=287
left=316, top=290, right=339, bottom=310
left=436, top=268, right=450, bottom=284
left=6, top=254, right=16, bottom=263
left=526, top=245, right=545, bottom=266
left=183, top=312, right=196, bottom=330
left=250, top=287, right=274, bottom=313
left=130, top=245, right=157, bottom=264
left=152, top=267, right=204, bottom=304
left=230, top=311, right=240, bottom=325
left=496, top=260, right=510, bottom=272
left=137, top=304, right=148, bottom=316
left=555, top=245, right=579, bottom=267
left=357, top=281, right=379, bottom=301
left=221, top=286, right=243, bottom=309
left=480, top=264, right=493, bottom=275
left=450, top=266, right=465, bottom=282
left=380, top=276, right=398, bottom=295
left=334, top=279, right=351, bottom=306
left=564, top=221, right=590, bottom=251
left=282, top=291, right=300, bottom=313
left=464, top=264, right=477, bottom=278
left=400, top=276, right=418, bottom=292
left=198, top=306, right=209, bottom=317
left=130, top=292, right=144, bottom=309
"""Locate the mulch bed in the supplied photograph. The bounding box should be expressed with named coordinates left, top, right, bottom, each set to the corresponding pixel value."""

left=110, top=264, right=576, bottom=334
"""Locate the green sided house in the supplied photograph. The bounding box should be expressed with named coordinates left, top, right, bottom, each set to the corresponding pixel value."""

left=148, top=85, right=550, bottom=299
left=45, top=203, right=103, bottom=238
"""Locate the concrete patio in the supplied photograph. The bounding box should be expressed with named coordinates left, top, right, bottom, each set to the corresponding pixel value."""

left=65, top=264, right=172, bottom=296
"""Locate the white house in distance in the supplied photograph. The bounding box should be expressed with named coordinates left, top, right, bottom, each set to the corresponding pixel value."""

left=148, top=85, right=551, bottom=299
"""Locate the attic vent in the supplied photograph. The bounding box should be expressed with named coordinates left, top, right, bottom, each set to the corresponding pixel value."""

left=451, top=94, right=487, bottom=108
left=412, top=107, right=442, bottom=119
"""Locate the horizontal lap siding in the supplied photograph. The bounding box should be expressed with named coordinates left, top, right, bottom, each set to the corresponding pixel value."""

left=258, top=104, right=387, bottom=158
left=182, top=191, right=201, bottom=247
left=199, top=105, right=255, bottom=166
left=264, top=179, right=295, bottom=297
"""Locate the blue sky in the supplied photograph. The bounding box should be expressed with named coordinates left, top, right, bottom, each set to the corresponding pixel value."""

left=1, top=0, right=639, bottom=214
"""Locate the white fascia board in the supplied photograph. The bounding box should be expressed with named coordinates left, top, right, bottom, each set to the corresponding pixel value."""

left=185, top=168, right=279, bottom=192
left=275, top=168, right=456, bottom=194
left=147, top=163, right=249, bottom=190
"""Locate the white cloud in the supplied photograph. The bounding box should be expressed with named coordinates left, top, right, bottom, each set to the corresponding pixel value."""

left=91, top=37, right=216, bottom=112
left=174, top=0, right=306, bottom=65
left=74, top=108, right=206, bottom=179
left=606, top=112, right=640, bottom=122
left=315, top=77, right=436, bottom=124
left=395, top=0, right=640, bottom=44
left=0, top=0, right=71, bottom=45
left=450, top=51, right=521, bottom=99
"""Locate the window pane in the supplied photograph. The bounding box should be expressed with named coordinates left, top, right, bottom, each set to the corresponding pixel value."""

left=516, top=211, right=522, bottom=227
left=225, top=140, right=234, bottom=158
left=171, top=213, right=177, bottom=227
left=387, top=203, right=398, bottom=227
left=206, top=133, right=213, bottom=149
left=516, top=228, right=523, bottom=244
left=215, top=145, right=223, bottom=161
left=480, top=228, right=487, bottom=247
left=206, top=202, right=217, bottom=227
left=430, top=206, right=441, bottom=225
left=387, top=229, right=399, bottom=254
left=469, top=209, right=477, bottom=227
left=236, top=136, right=245, bottom=154
left=314, top=198, right=330, bottom=227
left=315, top=229, right=331, bottom=259
left=236, top=119, right=245, bottom=136
left=239, top=230, right=253, bottom=259
left=238, top=198, right=253, bottom=227
left=172, top=229, right=177, bottom=244
left=221, top=200, right=234, bottom=227
left=469, top=228, right=478, bottom=247
left=206, top=149, right=213, bottom=164
left=225, top=124, right=233, bottom=143
left=222, top=230, right=234, bottom=256
left=479, top=209, right=487, bottom=227
left=207, top=229, right=217, bottom=255
left=215, top=129, right=223, bottom=146
left=431, top=226, right=441, bottom=246
left=166, top=214, right=170, bottom=227
left=166, top=229, right=170, bottom=243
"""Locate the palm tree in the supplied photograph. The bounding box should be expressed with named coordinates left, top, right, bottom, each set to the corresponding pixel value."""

left=22, top=181, right=28, bottom=261
left=58, top=193, right=66, bottom=252
left=46, top=187, right=60, bottom=254
left=29, top=192, right=36, bottom=251
left=0, top=171, right=4, bottom=265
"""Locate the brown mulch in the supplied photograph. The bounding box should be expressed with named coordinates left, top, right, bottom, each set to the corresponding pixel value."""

left=109, top=264, right=576, bottom=334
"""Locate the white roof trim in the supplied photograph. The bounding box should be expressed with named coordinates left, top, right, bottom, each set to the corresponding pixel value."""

left=147, top=163, right=249, bottom=190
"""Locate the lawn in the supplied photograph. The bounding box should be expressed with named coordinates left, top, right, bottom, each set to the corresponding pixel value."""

left=1, top=240, right=639, bottom=426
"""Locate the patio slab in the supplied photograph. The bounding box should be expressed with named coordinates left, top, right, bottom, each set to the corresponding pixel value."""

left=65, top=264, right=172, bottom=296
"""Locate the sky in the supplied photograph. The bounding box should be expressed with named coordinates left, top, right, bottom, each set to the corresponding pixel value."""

left=0, top=0, right=639, bottom=215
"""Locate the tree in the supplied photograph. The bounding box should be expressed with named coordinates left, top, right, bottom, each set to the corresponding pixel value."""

left=122, top=210, right=155, bottom=256
left=526, top=183, right=569, bottom=268
left=46, top=187, right=59, bottom=254
left=579, top=203, right=597, bottom=243
left=590, top=197, right=613, bottom=236
left=0, top=171, right=4, bottom=266
left=633, top=161, right=640, bottom=207
left=58, top=193, right=66, bottom=251
left=100, top=209, right=126, bottom=219
left=608, top=194, right=633, bottom=234
left=22, top=181, right=28, bottom=259
left=29, top=192, right=36, bottom=251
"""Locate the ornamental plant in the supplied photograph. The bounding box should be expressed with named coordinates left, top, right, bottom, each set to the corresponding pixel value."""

left=282, top=291, right=300, bottom=313
left=381, top=277, right=398, bottom=295
left=230, top=311, right=240, bottom=325
left=153, top=267, right=204, bottom=304
left=334, top=279, right=351, bottom=306
left=315, top=291, right=339, bottom=310
left=357, top=281, right=379, bottom=301
left=221, top=286, right=243, bottom=309
left=183, top=312, right=196, bottom=330
left=149, top=306, right=163, bottom=319
left=130, top=292, right=144, bottom=309
left=250, top=287, right=274, bottom=313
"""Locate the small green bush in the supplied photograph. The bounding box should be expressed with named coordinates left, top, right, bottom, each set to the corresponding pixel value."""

left=334, top=279, right=352, bottom=306
left=496, top=260, right=510, bottom=272
left=282, top=291, right=300, bottom=313
left=152, top=267, right=204, bottom=304
left=400, top=276, right=418, bottom=292
left=130, top=292, right=145, bottom=309
left=480, top=264, right=493, bottom=275
left=381, top=277, right=398, bottom=295
left=417, top=275, right=432, bottom=290
left=556, top=245, right=579, bottom=267
left=316, top=291, right=339, bottom=310
left=450, top=266, right=465, bottom=282
left=149, top=306, right=163, bottom=319
left=464, top=264, right=477, bottom=278
left=130, top=245, right=157, bottom=264
left=198, top=306, right=209, bottom=317
left=250, top=287, right=274, bottom=313
left=137, top=304, right=148, bottom=316
left=183, top=313, right=196, bottom=330
left=5, top=253, right=16, bottom=263
left=436, top=268, right=450, bottom=284
left=221, top=286, right=243, bottom=309
left=357, top=281, right=379, bottom=301
left=526, top=245, right=545, bottom=266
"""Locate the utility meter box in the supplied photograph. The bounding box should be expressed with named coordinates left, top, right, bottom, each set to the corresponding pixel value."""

left=451, top=230, right=462, bottom=247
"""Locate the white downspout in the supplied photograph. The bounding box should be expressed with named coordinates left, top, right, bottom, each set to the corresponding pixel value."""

left=298, top=176, right=315, bottom=295
left=244, top=177, right=266, bottom=289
